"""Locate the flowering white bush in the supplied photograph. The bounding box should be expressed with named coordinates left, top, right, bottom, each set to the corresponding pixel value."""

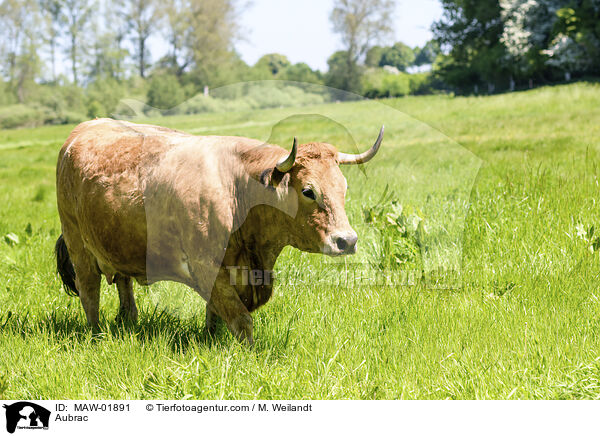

left=542, top=34, right=591, bottom=72
left=500, top=0, right=560, bottom=70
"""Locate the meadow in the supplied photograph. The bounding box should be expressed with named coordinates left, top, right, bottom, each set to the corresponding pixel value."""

left=1, top=82, right=600, bottom=399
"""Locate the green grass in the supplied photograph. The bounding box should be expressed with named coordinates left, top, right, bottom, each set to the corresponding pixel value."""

left=2, top=82, right=600, bottom=399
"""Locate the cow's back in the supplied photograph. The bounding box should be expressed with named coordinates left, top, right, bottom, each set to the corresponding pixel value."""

left=57, top=118, right=187, bottom=179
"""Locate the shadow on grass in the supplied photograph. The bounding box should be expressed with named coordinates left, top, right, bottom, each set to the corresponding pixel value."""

left=0, top=307, right=233, bottom=353
left=0, top=304, right=298, bottom=357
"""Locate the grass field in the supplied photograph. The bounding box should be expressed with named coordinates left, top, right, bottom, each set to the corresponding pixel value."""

left=1, top=82, right=600, bottom=399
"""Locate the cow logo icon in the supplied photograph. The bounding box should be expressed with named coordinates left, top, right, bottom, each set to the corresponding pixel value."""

left=2, top=402, right=50, bottom=433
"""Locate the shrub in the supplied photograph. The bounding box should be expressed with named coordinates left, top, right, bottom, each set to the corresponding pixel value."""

left=30, top=84, right=86, bottom=124
left=0, top=105, right=43, bottom=129
left=362, top=69, right=388, bottom=98
left=86, top=78, right=127, bottom=117
left=362, top=69, right=412, bottom=97
left=146, top=74, right=185, bottom=111
left=382, top=74, right=410, bottom=97
left=243, top=84, right=315, bottom=109
left=363, top=69, right=440, bottom=98
left=175, top=83, right=326, bottom=115
left=62, top=111, right=86, bottom=124
left=408, top=72, right=439, bottom=95
left=279, top=63, right=323, bottom=84
left=0, top=100, right=86, bottom=129
left=0, top=81, right=16, bottom=106
left=36, top=84, right=85, bottom=114
left=86, top=100, right=105, bottom=118
left=178, top=95, right=225, bottom=114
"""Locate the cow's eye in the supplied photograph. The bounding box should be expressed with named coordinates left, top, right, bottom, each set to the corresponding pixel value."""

left=302, top=188, right=316, bottom=200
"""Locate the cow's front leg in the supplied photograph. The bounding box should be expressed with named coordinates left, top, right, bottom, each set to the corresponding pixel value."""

left=208, top=276, right=254, bottom=345
left=205, top=302, right=221, bottom=336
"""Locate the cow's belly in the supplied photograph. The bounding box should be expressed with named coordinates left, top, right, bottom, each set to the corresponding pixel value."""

left=75, top=179, right=149, bottom=279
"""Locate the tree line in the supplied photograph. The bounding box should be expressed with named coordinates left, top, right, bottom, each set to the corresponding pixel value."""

left=1, top=0, right=596, bottom=128
left=0, top=0, right=441, bottom=127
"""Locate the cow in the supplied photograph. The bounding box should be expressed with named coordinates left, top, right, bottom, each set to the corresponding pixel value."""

left=55, top=118, right=383, bottom=344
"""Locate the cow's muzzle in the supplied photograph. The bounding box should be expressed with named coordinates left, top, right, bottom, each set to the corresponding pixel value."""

left=324, top=231, right=358, bottom=256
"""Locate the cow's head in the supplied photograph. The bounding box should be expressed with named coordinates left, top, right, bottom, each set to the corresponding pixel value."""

left=260, top=127, right=384, bottom=256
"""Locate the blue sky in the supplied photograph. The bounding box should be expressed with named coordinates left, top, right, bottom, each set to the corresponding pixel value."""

left=236, top=0, right=443, bottom=71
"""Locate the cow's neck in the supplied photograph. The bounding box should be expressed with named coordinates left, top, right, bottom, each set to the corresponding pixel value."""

left=224, top=205, right=289, bottom=312
left=231, top=142, right=295, bottom=271
left=231, top=205, right=289, bottom=271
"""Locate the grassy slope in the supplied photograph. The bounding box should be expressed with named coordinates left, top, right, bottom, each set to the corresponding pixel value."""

left=1, top=83, right=600, bottom=399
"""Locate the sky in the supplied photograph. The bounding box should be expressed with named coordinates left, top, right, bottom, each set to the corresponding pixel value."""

left=236, top=0, right=444, bottom=71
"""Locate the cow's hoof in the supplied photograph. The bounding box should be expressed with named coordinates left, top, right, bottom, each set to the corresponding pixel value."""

left=229, top=314, right=254, bottom=346
left=115, top=309, right=138, bottom=325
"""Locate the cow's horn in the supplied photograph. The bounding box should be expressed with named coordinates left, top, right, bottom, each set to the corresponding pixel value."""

left=337, top=126, right=384, bottom=165
left=276, top=137, right=298, bottom=172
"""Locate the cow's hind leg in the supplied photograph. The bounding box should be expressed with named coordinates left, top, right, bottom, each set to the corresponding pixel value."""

left=78, top=269, right=101, bottom=329
left=115, top=274, right=138, bottom=323
left=62, top=231, right=102, bottom=329
left=72, top=254, right=101, bottom=329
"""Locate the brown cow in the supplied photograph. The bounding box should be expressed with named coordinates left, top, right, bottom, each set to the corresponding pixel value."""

left=55, top=118, right=383, bottom=344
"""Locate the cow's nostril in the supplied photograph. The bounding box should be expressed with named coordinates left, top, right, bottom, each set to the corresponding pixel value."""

left=333, top=233, right=358, bottom=253
left=336, top=237, right=348, bottom=251
left=347, top=234, right=358, bottom=248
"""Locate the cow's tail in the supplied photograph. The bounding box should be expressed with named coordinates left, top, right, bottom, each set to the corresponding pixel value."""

left=55, top=234, right=79, bottom=297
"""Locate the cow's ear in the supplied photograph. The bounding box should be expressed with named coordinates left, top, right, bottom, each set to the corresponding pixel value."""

left=260, top=168, right=274, bottom=187
left=260, top=168, right=290, bottom=190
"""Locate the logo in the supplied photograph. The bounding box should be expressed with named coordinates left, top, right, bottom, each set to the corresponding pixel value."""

left=3, top=402, right=50, bottom=434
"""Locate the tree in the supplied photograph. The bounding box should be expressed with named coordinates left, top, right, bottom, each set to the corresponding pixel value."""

left=545, top=5, right=600, bottom=75
left=329, top=0, right=395, bottom=91
left=185, top=0, right=240, bottom=84
left=147, top=73, right=185, bottom=110
left=158, top=0, right=190, bottom=75
left=365, top=45, right=384, bottom=67
left=500, top=0, right=561, bottom=79
left=325, top=50, right=361, bottom=92
left=433, top=0, right=600, bottom=91
left=501, top=1, right=600, bottom=78
left=414, top=40, right=440, bottom=66
left=61, top=0, right=95, bottom=85
left=0, top=0, right=42, bottom=101
left=379, top=42, right=415, bottom=71
left=280, top=62, right=323, bottom=84
left=543, top=34, right=590, bottom=77
left=39, top=0, right=63, bottom=82
left=125, top=0, right=159, bottom=78
left=255, top=53, right=291, bottom=76
left=433, top=0, right=508, bottom=91
left=106, top=0, right=131, bottom=80
left=0, top=0, right=31, bottom=83
left=157, top=0, right=240, bottom=84
left=88, top=29, right=129, bottom=81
